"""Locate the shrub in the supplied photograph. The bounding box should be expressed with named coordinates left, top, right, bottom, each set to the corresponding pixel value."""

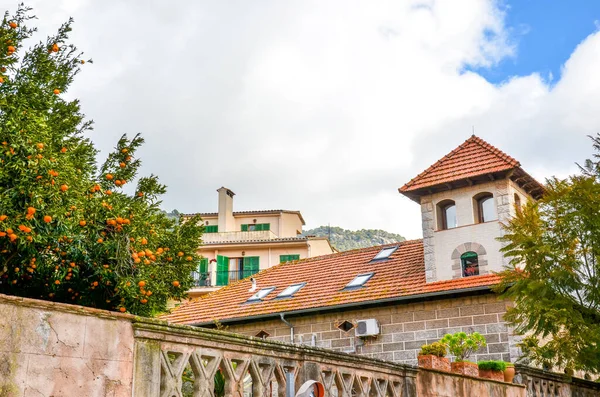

left=440, top=332, right=487, bottom=362
left=419, top=342, right=447, bottom=357
left=477, top=360, right=507, bottom=371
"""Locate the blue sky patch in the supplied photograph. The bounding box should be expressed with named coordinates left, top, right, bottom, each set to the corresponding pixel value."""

left=467, top=0, right=600, bottom=84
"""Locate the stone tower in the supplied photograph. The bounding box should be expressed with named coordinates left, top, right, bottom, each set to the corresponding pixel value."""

left=399, top=135, right=544, bottom=283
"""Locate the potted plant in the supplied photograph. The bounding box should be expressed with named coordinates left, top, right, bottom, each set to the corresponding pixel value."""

left=440, top=332, right=487, bottom=377
left=503, top=362, right=515, bottom=383
left=477, top=360, right=507, bottom=381
left=417, top=342, right=450, bottom=372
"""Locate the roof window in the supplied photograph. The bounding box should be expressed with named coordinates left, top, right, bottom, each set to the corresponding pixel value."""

left=247, top=287, right=275, bottom=302
left=276, top=283, right=306, bottom=298
left=344, top=272, right=374, bottom=289
left=372, top=246, right=398, bottom=261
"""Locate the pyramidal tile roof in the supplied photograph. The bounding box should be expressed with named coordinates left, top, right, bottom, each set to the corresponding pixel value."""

left=400, top=135, right=520, bottom=193
left=163, top=240, right=501, bottom=325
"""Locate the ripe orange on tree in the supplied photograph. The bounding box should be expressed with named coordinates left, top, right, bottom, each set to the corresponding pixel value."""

left=43, top=215, right=52, bottom=223
left=9, top=21, right=17, bottom=29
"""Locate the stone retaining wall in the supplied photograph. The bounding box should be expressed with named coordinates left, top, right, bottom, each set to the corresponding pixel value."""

left=0, top=293, right=542, bottom=397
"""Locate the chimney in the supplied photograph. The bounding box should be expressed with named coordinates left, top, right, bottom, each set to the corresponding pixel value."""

left=217, top=187, right=235, bottom=232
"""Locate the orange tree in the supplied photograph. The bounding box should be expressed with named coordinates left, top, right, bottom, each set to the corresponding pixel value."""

left=0, top=5, right=203, bottom=316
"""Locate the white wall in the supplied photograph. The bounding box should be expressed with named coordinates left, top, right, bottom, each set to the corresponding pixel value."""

left=420, top=179, right=532, bottom=282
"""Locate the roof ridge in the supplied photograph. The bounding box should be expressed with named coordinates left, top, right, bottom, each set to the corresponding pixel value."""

left=470, top=135, right=520, bottom=168
left=400, top=135, right=521, bottom=192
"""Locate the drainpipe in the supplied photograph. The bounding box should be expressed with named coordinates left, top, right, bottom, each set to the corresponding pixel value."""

left=280, top=313, right=294, bottom=344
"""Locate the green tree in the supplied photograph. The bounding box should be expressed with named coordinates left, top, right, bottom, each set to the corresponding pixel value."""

left=0, top=5, right=203, bottom=316
left=497, top=135, right=600, bottom=373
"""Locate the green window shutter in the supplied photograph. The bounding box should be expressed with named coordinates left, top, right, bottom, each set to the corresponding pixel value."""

left=256, top=224, right=263, bottom=231
left=241, top=224, right=248, bottom=231
left=280, top=254, right=300, bottom=263
left=205, top=225, right=218, bottom=233
left=216, top=255, right=229, bottom=286
left=243, top=256, right=259, bottom=278
left=263, top=223, right=270, bottom=231
left=199, top=258, right=208, bottom=273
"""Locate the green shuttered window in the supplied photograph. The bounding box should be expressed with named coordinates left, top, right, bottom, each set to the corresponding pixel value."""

left=199, top=258, right=208, bottom=273
left=279, top=254, right=300, bottom=263
left=216, top=255, right=229, bottom=286
left=243, top=256, right=260, bottom=277
left=241, top=223, right=270, bottom=231
left=205, top=225, right=218, bottom=233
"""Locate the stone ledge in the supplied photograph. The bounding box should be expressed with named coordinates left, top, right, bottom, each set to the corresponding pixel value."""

left=418, top=366, right=526, bottom=388
left=0, top=292, right=135, bottom=321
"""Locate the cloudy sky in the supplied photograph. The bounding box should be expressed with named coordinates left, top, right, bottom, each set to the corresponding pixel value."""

left=6, top=0, right=600, bottom=239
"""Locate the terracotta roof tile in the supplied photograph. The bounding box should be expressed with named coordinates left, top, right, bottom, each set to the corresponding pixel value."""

left=400, top=135, right=520, bottom=192
left=164, top=240, right=500, bottom=325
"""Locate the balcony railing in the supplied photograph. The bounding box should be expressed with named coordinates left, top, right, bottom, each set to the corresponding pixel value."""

left=202, top=230, right=277, bottom=243
left=191, top=271, right=211, bottom=287
left=216, top=269, right=257, bottom=286
left=191, top=269, right=259, bottom=288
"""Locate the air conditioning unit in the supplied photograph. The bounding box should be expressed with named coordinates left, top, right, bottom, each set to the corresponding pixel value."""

left=355, top=319, right=380, bottom=337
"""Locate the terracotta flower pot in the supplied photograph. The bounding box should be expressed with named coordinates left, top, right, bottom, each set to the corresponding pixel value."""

left=418, top=355, right=451, bottom=372
left=503, top=366, right=515, bottom=383
left=478, top=369, right=505, bottom=382
left=451, top=361, right=478, bottom=377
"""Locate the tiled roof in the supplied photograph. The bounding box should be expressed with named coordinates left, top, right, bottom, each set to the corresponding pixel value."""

left=183, top=210, right=306, bottom=225
left=400, top=135, right=520, bottom=193
left=164, top=240, right=501, bottom=325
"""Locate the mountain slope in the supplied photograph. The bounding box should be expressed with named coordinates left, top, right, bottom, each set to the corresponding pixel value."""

left=303, top=226, right=406, bottom=252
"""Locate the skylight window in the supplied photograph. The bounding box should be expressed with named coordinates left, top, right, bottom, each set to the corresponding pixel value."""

left=344, top=272, right=374, bottom=289
left=247, top=287, right=275, bottom=302
left=372, top=246, right=398, bottom=261
left=276, top=283, right=306, bottom=298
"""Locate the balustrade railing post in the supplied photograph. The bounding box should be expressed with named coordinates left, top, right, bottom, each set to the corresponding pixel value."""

left=132, top=339, right=161, bottom=397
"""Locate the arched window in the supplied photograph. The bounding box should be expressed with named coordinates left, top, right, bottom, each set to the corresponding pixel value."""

left=461, top=252, right=479, bottom=277
left=514, top=193, right=522, bottom=213
left=474, top=193, right=496, bottom=223
left=437, top=200, right=457, bottom=230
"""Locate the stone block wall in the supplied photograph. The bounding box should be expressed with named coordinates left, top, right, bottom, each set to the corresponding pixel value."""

left=226, top=293, right=521, bottom=366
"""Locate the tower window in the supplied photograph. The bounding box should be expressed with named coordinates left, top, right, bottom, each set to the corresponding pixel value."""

left=437, top=200, right=457, bottom=230
left=514, top=193, right=522, bottom=213
left=474, top=193, right=496, bottom=223
left=461, top=252, right=479, bottom=277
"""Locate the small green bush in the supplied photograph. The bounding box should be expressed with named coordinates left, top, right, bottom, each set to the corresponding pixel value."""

left=440, top=332, right=487, bottom=362
left=419, top=342, right=447, bottom=357
left=477, top=360, right=507, bottom=371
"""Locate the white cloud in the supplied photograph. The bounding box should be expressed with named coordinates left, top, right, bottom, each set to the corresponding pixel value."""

left=7, top=0, right=600, bottom=239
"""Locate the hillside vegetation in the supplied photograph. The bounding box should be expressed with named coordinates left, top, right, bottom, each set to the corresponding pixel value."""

left=303, top=226, right=405, bottom=252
